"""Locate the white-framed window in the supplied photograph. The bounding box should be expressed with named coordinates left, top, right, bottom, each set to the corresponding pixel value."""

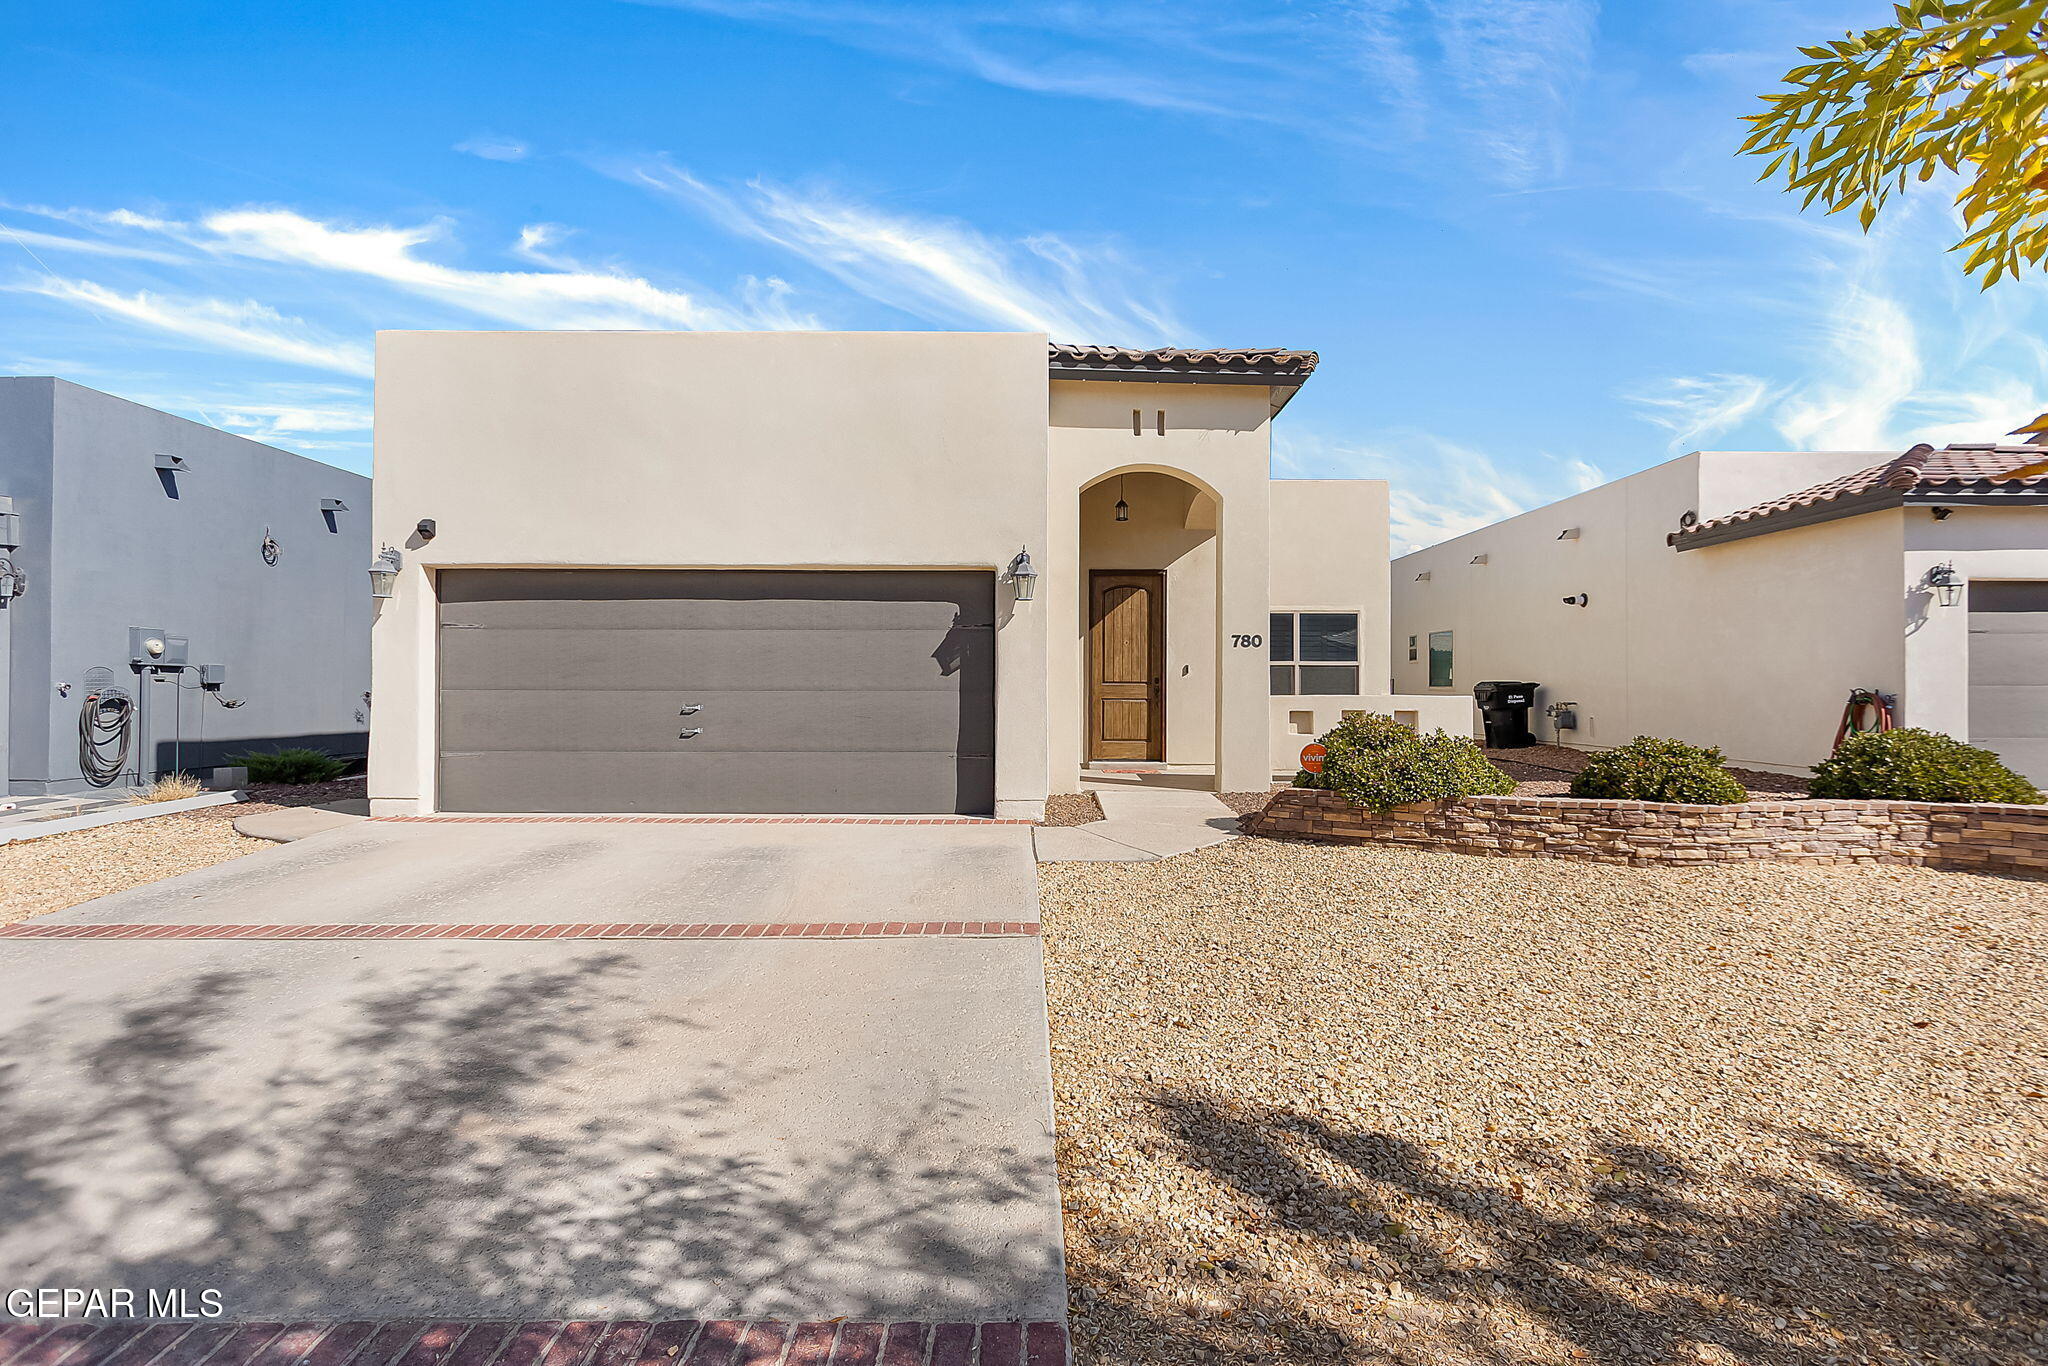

left=1269, top=610, right=1361, bottom=695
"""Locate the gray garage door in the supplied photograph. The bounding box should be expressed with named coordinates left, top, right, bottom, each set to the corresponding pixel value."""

left=438, top=569, right=996, bottom=814
left=1969, top=580, right=2048, bottom=788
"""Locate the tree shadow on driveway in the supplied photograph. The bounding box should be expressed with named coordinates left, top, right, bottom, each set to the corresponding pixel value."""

left=0, top=950, right=1058, bottom=1321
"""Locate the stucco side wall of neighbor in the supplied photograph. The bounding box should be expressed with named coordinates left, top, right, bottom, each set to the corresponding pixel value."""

left=1902, top=504, right=2048, bottom=745
left=371, top=330, right=1051, bottom=815
left=0, top=380, right=57, bottom=793
left=1046, top=379, right=1274, bottom=794
left=1392, top=453, right=1907, bottom=775
left=5, top=380, right=372, bottom=793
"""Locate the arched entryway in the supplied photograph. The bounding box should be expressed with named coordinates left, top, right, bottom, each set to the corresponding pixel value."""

left=1077, top=467, right=1222, bottom=768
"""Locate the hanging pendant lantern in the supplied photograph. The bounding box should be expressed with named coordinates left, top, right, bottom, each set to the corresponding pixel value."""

left=1113, top=474, right=1130, bottom=522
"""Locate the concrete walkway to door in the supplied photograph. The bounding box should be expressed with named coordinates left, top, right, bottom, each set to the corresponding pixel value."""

left=0, top=820, right=1066, bottom=1330
left=1033, top=772, right=1240, bottom=862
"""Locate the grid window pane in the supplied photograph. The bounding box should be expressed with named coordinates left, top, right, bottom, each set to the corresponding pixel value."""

left=1299, top=665, right=1360, bottom=695
left=1269, top=613, right=1294, bottom=662
left=1269, top=665, right=1296, bottom=695
left=1300, top=612, right=1359, bottom=662
left=1428, top=631, right=1453, bottom=688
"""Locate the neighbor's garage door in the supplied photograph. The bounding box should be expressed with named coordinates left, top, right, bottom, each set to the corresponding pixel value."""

left=437, top=569, right=996, bottom=814
left=1969, top=580, right=2048, bottom=788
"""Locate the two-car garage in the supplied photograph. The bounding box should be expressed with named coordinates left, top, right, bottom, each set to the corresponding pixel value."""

left=436, top=569, right=997, bottom=815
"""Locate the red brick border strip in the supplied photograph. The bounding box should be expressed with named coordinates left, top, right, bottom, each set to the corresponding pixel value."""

left=0, top=921, right=1040, bottom=942
left=0, top=1320, right=1068, bottom=1366
left=374, top=816, right=1038, bottom=827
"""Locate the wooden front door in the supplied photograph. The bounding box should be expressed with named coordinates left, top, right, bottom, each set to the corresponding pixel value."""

left=1088, top=571, right=1165, bottom=761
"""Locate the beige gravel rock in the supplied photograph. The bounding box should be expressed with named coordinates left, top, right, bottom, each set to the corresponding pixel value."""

left=1041, top=836, right=2048, bottom=1366
left=0, top=815, right=268, bottom=925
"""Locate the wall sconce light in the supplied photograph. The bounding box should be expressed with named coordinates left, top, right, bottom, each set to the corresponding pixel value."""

left=1006, top=546, right=1038, bottom=602
left=416, top=518, right=438, bottom=542
left=369, top=544, right=403, bottom=600
left=1113, top=474, right=1130, bottom=523
left=1561, top=593, right=1589, bottom=607
left=320, top=498, right=349, bottom=513
left=1925, top=562, right=1962, bottom=608
left=153, top=454, right=187, bottom=472
left=1558, top=527, right=1581, bottom=540
left=1470, top=553, right=1489, bottom=565
left=1414, top=571, right=1431, bottom=582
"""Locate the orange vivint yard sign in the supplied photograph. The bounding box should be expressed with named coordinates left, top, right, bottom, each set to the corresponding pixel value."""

left=1299, top=743, right=1326, bottom=774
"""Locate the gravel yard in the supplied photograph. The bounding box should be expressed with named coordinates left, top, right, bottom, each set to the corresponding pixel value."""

left=0, top=779, right=361, bottom=926
left=1040, top=837, right=2047, bottom=1365
left=0, top=814, right=265, bottom=925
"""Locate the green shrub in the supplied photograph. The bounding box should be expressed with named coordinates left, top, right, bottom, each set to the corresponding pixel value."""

left=1568, top=736, right=1748, bottom=805
left=1297, top=712, right=1515, bottom=813
left=1809, top=728, right=2043, bottom=804
left=233, top=746, right=352, bottom=785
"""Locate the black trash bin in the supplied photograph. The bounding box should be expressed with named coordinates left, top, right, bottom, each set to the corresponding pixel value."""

left=1473, top=681, right=1540, bottom=748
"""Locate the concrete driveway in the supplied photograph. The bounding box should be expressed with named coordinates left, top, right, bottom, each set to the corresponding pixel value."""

left=0, top=820, right=1065, bottom=1331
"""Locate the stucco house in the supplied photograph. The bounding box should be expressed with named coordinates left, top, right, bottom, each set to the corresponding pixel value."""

left=1390, top=442, right=2048, bottom=784
left=368, top=330, right=1463, bottom=817
left=0, top=378, right=372, bottom=796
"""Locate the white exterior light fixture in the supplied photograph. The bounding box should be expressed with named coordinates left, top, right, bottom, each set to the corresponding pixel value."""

left=1925, top=562, right=1963, bottom=608
left=369, top=545, right=403, bottom=600
left=1007, top=547, right=1038, bottom=602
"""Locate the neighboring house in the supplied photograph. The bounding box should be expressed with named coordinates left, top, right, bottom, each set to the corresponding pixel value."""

left=0, top=378, right=372, bottom=796
left=368, top=330, right=1462, bottom=817
left=1390, top=443, right=2048, bottom=783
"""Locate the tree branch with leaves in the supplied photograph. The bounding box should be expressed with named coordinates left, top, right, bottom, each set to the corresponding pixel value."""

left=1743, top=1, right=2048, bottom=287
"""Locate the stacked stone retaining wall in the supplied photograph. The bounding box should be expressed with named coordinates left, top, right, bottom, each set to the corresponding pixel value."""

left=1243, top=788, right=2048, bottom=875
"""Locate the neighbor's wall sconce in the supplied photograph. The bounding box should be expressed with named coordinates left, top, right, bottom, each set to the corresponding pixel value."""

left=1925, top=561, right=1963, bottom=608
left=1558, top=527, right=1581, bottom=540
left=1414, top=571, right=1431, bottom=582
left=1470, top=553, right=1489, bottom=565
left=1561, top=593, right=1589, bottom=607
left=416, top=518, right=438, bottom=541
left=1006, top=546, right=1038, bottom=602
left=369, top=544, right=403, bottom=599
left=153, top=453, right=187, bottom=472
left=320, top=498, right=349, bottom=513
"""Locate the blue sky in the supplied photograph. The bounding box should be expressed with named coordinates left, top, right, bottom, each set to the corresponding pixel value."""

left=6, top=0, right=2047, bottom=549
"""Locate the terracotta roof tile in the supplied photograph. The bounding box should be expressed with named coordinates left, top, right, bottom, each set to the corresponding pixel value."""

left=1047, top=343, right=1318, bottom=380
left=1672, top=443, right=2048, bottom=547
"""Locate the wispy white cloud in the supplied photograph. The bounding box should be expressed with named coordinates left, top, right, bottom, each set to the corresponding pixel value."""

left=612, top=158, right=1182, bottom=343
left=0, top=222, right=187, bottom=264
left=191, top=207, right=808, bottom=331
left=627, top=1, right=1593, bottom=184
left=1622, top=373, right=1772, bottom=452
left=16, top=278, right=374, bottom=375
left=1276, top=427, right=1604, bottom=552
left=455, top=133, right=530, bottom=162
left=1430, top=0, right=1599, bottom=187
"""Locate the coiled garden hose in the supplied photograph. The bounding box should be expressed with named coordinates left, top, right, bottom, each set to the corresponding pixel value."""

left=78, top=691, right=136, bottom=787
left=1832, top=689, right=1896, bottom=752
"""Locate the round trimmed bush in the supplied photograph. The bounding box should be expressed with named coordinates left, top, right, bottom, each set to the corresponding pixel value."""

left=1809, top=728, right=2043, bottom=804
left=1297, top=712, right=1515, bottom=813
left=1568, top=736, right=1747, bottom=805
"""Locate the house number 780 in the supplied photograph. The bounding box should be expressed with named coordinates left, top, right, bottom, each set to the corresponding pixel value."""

left=1229, top=633, right=1263, bottom=648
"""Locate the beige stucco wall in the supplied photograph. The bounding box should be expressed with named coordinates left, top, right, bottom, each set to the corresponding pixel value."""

left=1269, top=478, right=1392, bottom=689
left=370, top=330, right=1051, bottom=815
left=1391, top=452, right=1911, bottom=774
left=1902, top=504, right=2048, bottom=751
left=1046, top=380, right=1274, bottom=792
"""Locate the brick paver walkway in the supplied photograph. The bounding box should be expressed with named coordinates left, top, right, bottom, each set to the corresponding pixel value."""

left=0, top=1320, right=1067, bottom=1366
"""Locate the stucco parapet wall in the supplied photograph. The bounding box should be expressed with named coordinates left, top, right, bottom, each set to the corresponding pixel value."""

left=1242, top=788, right=2048, bottom=875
